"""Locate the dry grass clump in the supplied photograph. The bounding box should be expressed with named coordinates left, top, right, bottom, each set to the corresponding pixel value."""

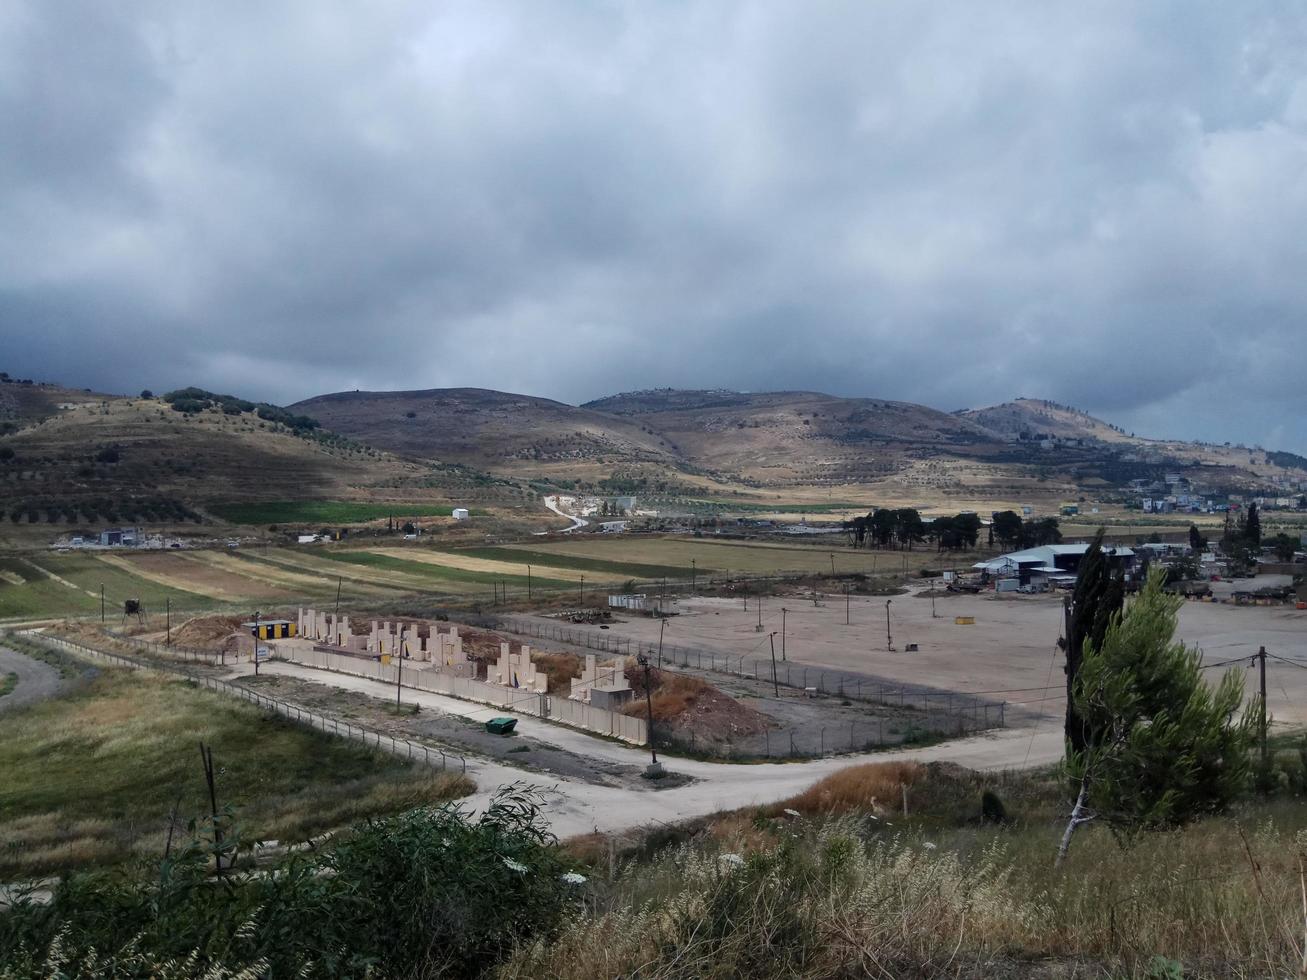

left=621, top=663, right=773, bottom=742
left=529, top=651, right=583, bottom=693
left=776, top=761, right=927, bottom=816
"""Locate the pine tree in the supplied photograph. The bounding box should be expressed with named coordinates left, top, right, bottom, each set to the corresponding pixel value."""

left=1062, top=531, right=1124, bottom=754
left=1057, top=568, right=1257, bottom=862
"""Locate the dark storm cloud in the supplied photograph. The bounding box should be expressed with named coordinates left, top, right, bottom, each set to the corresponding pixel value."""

left=3, top=2, right=1306, bottom=450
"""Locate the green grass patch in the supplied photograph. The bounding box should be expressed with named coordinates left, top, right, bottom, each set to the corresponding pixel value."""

left=41, top=553, right=221, bottom=614
left=0, top=667, right=472, bottom=877
left=458, top=546, right=709, bottom=580
left=0, top=557, right=101, bottom=619
left=323, top=551, right=573, bottom=590
left=0, top=671, right=16, bottom=697
left=211, top=500, right=463, bottom=525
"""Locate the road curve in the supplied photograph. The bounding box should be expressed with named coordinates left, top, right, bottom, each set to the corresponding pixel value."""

left=541, top=495, right=590, bottom=534
left=0, top=646, right=63, bottom=716
left=237, top=659, right=1063, bottom=839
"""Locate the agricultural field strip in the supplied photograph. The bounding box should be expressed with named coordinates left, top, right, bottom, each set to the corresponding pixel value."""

left=324, top=550, right=574, bottom=590
left=19, top=558, right=99, bottom=597
left=93, top=552, right=248, bottom=601
left=225, top=550, right=405, bottom=596
left=210, top=500, right=457, bottom=524
left=369, top=547, right=631, bottom=583
left=250, top=548, right=437, bottom=591
left=465, top=546, right=703, bottom=580
left=514, top=537, right=958, bottom=574
left=180, top=550, right=344, bottom=595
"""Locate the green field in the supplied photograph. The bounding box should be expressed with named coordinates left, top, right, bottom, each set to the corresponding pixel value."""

left=210, top=500, right=463, bottom=525
left=455, top=546, right=706, bottom=580
left=321, top=550, right=573, bottom=591
left=41, top=553, right=224, bottom=613
left=0, top=558, right=100, bottom=619
left=0, top=652, right=472, bottom=877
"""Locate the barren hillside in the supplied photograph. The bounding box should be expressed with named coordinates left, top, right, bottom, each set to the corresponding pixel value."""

left=291, top=388, right=681, bottom=475
left=959, top=398, right=1136, bottom=444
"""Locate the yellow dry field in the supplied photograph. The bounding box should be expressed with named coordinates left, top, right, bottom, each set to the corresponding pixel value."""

left=252, top=549, right=431, bottom=591
left=366, top=546, right=630, bottom=583
left=91, top=552, right=220, bottom=599
left=179, top=551, right=328, bottom=592
left=503, top=537, right=983, bottom=577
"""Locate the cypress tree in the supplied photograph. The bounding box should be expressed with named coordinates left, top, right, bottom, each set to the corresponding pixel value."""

left=1245, top=502, right=1261, bottom=547
left=1062, top=530, right=1125, bottom=753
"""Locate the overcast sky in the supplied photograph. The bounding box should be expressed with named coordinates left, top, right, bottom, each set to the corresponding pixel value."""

left=3, top=3, right=1306, bottom=451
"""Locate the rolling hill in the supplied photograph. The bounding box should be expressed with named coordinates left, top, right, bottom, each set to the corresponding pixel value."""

left=957, top=398, right=1136, bottom=444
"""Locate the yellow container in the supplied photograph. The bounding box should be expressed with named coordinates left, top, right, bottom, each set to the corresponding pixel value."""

left=954, top=616, right=975, bottom=625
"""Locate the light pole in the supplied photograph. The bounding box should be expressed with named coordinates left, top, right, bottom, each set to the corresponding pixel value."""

left=845, top=584, right=850, bottom=625
left=166, top=597, right=171, bottom=646
left=636, top=653, right=662, bottom=776
left=100, top=584, right=105, bottom=624
left=931, top=591, right=937, bottom=618
left=690, top=558, right=696, bottom=592
left=253, top=610, right=261, bottom=676
left=781, top=607, right=788, bottom=661
left=756, top=595, right=763, bottom=632
left=658, top=617, right=667, bottom=666
left=527, top=564, right=532, bottom=600
left=830, top=553, right=835, bottom=576
left=885, top=599, right=893, bottom=652
left=580, top=574, right=585, bottom=605
left=768, top=631, right=781, bottom=697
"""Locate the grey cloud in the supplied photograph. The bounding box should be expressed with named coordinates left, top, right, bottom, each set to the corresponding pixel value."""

left=2, top=1, right=1305, bottom=451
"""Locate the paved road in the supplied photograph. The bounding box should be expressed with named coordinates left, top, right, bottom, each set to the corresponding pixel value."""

left=0, top=646, right=63, bottom=716
left=239, top=660, right=1064, bottom=838
left=541, top=495, right=589, bottom=534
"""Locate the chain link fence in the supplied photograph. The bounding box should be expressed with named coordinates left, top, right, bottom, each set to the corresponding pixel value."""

left=18, top=630, right=467, bottom=772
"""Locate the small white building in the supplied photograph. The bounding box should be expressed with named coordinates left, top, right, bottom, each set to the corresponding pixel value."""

left=451, top=507, right=470, bottom=521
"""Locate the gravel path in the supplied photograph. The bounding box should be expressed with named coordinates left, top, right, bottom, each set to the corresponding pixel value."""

left=0, top=646, right=63, bottom=715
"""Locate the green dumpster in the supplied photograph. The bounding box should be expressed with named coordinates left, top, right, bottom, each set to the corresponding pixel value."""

left=485, top=717, right=518, bottom=736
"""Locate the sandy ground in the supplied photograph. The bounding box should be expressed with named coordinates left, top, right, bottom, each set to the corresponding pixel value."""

left=239, top=658, right=1064, bottom=838
left=0, top=646, right=63, bottom=716
left=570, top=587, right=1307, bottom=729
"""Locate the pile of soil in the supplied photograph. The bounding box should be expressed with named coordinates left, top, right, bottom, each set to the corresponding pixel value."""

left=171, top=614, right=248, bottom=650
left=624, top=664, right=775, bottom=744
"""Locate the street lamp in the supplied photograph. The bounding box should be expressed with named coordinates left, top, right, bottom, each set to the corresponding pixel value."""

left=781, top=607, right=788, bottom=661
left=885, top=599, right=893, bottom=652
left=527, top=564, right=532, bottom=600
left=691, top=558, right=696, bottom=592
left=658, top=617, right=667, bottom=666
left=636, top=653, right=663, bottom=777
left=253, top=610, right=261, bottom=676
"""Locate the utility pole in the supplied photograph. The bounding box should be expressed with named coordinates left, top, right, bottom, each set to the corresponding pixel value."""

left=768, top=632, right=780, bottom=697
left=527, top=564, right=532, bottom=600
left=691, top=558, right=696, bottom=592
left=166, top=597, right=171, bottom=646
left=100, top=583, right=105, bottom=624
left=845, top=584, right=850, bottom=625
left=781, top=607, right=788, bottom=661
left=658, top=617, right=667, bottom=666
left=830, top=553, right=835, bottom=576
left=756, top=595, right=763, bottom=632
left=397, top=640, right=405, bottom=709
left=885, top=599, right=893, bottom=651
left=1259, top=645, right=1268, bottom=765
left=636, top=653, right=661, bottom=776
left=580, top=574, right=585, bottom=605
left=333, top=575, right=342, bottom=621
left=253, top=610, right=261, bottom=676
left=931, top=592, right=937, bottom=618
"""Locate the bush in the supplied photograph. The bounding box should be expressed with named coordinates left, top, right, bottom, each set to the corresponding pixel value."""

left=0, top=787, right=576, bottom=979
left=0, top=446, right=14, bottom=462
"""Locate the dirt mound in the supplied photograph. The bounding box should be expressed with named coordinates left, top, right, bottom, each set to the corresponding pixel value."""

left=623, top=664, right=774, bottom=744
left=172, top=614, right=247, bottom=650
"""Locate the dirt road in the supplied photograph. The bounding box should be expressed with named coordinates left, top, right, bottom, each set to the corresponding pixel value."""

left=0, top=646, right=63, bottom=716
left=240, top=660, right=1064, bottom=838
